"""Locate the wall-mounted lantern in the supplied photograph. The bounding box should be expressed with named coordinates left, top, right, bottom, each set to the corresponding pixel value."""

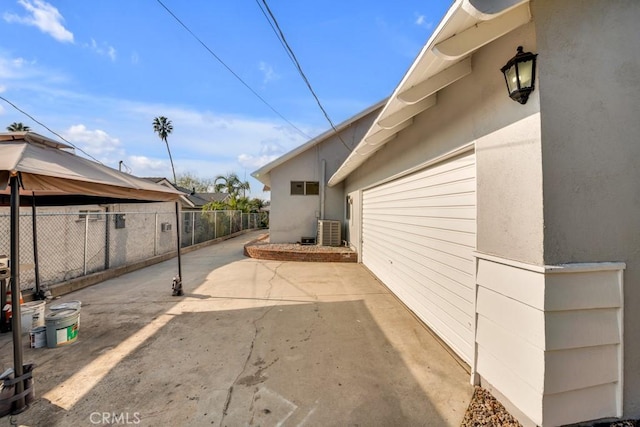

left=500, top=46, right=538, bottom=104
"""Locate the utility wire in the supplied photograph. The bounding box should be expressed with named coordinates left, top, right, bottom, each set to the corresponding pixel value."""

left=155, top=0, right=312, bottom=141
left=256, top=0, right=352, bottom=152
left=0, top=95, right=104, bottom=164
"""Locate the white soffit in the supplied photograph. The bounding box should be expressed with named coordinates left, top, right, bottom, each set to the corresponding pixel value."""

left=327, top=0, right=530, bottom=187
left=397, top=60, right=470, bottom=104
left=433, top=4, right=531, bottom=60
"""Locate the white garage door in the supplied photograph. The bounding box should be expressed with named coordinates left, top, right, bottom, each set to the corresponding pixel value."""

left=362, top=151, right=476, bottom=364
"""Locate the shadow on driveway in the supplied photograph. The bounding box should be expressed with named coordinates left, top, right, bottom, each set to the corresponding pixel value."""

left=0, top=230, right=472, bottom=426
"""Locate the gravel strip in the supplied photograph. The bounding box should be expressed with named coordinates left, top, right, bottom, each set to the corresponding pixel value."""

left=461, top=387, right=522, bottom=427
left=461, top=386, right=639, bottom=427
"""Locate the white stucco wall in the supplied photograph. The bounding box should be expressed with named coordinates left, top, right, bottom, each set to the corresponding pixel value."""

left=534, top=0, right=640, bottom=417
left=269, top=109, right=380, bottom=243
left=344, top=23, right=543, bottom=266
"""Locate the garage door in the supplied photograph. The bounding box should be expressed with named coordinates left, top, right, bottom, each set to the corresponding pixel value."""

left=362, top=151, right=476, bottom=364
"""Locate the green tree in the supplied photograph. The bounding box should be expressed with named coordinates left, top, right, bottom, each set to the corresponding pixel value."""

left=213, top=173, right=251, bottom=209
left=6, top=122, right=31, bottom=131
left=152, top=116, right=177, bottom=184
left=247, top=198, right=266, bottom=213
left=176, top=172, right=214, bottom=193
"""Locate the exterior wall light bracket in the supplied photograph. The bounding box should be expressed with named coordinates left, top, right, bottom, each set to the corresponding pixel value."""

left=500, top=46, right=538, bottom=104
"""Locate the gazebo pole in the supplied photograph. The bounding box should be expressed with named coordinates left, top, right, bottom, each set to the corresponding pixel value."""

left=31, top=193, right=41, bottom=298
left=10, top=173, right=25, bottom=412
left=172, top=201, right=183, bottom=296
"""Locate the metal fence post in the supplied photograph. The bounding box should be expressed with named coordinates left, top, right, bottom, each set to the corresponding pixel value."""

left=191, top=211, right=195, bottom=246
left=83, top=214, right=89, bottom=275
left=105, top=208, right=110, bottom=270
left=154, top=213, right=158, bottom=256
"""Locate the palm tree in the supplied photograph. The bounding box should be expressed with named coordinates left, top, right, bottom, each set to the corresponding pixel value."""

left=214, top=173, right=251, bottom=210
left=6, top=122, right=31, bottom=132
left=152, top=116, right=177, bottom=183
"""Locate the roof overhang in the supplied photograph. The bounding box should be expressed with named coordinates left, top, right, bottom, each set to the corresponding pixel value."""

left=328, top=0, right=531, bottom=186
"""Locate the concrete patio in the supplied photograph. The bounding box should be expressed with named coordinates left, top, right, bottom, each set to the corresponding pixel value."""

left=0, top=230, right=473, bottom=426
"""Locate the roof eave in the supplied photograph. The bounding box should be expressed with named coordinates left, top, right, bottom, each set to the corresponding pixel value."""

left=328, top=0, right=531, bottom=187
left=251, top=98, right=388, bottom=186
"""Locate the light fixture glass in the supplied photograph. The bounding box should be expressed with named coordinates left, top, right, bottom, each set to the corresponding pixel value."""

left=500, top=46, right=538, bottom=104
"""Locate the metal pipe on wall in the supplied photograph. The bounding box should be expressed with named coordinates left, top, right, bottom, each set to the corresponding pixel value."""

left=320, top=159, right=326, bottom=220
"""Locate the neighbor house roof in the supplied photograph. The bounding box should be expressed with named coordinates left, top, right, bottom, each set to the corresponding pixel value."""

left=328, top=0, right=531, bottom=186
left=146, top=177, right=229, bottom=209
left=252, top=99, right=387, bottom=188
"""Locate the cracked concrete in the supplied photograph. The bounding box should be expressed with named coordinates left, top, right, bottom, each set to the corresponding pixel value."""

left=0, top=230, right=473, bottom=426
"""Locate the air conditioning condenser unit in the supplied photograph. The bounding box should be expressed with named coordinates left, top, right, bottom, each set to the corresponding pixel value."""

left=317, top=220, right=341, bottom=247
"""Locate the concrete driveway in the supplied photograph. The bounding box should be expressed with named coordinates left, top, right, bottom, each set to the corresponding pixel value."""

left=0, top=230, right=473, bottom=426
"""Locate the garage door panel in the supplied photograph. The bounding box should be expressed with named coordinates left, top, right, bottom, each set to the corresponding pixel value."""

left=365, top=248, right=474, bottom=328
left=386, top=271, right=474, bottom=360
left=364, top=226, right=475, bottom=276
left=362, top=151, right=476, bottom=364
left=367, top=198, right=476, bottom=217
left=364, top=233, right=475, bottom=291
left=367, top=180, right=475, bottom=204
left=364, top=214, right=476, bottom=234
left=364, top=218, right=476, bottom=248
left=367, top=157, right=475, bottom=195
left=388, top=247, right=475, bottom=304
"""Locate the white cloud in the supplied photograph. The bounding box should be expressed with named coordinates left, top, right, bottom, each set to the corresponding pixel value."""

left=3, top=0, right=74, bottom=43
left=126, top=155, right=169, bottom=177
left=414, top=13, right=433, bottom=30
left=259, top=61, right=279, bottom=84
left=0, top=85, right=6, bottom=94
left=85, top=39, right=117, bottom=61
left=62, top=124, right=125, bottom=163
left=237, top=140, right=286, bottom=169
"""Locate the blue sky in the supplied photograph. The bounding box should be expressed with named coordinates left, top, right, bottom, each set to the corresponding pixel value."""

left=0, top=0, right=450, bottom=199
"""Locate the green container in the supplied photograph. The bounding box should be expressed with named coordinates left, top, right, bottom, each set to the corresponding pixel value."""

left=45, top=308, right=80, bottom=348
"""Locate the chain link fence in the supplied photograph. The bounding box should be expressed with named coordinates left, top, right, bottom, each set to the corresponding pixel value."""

left=0, top=208, right=267, bottom=292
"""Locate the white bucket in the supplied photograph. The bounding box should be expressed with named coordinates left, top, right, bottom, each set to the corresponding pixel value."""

left=30, top=326, right=47, bottom=348
left=20, top=300, right=46, bottom=334
left=50, top=301, right=81, bottom=311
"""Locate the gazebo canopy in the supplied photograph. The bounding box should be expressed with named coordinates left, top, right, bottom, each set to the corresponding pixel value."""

left=0, top=132, right=182, bottom=202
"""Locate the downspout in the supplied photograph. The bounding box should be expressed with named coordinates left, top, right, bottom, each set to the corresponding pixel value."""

left=320, top=159, right=326, bottom=220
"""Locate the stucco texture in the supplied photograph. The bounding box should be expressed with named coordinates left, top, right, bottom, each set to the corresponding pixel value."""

left=344, top=23, right=544, bottom=266
left=535, top=0, right=640, bottom=417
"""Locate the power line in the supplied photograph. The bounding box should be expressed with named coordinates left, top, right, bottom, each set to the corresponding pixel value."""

left=256, top=0, right=352, bottom=152
left=0, top=95, right=104, bottom=164
left=155, top=0, right=312, bottom=141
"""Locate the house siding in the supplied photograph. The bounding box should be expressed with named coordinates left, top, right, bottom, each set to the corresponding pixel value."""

left=476, top=257, right=624, bottom=426
left=534, top=0, right=640, bottom=417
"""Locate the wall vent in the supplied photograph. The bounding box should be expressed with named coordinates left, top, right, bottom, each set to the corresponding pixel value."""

left=317, top=220, right=341, bottom=247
